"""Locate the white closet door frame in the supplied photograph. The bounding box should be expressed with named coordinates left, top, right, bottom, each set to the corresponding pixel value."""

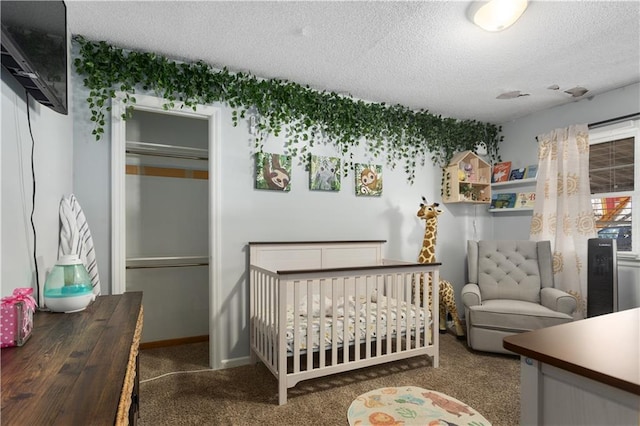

left=111, top=93, right=222, bottom=368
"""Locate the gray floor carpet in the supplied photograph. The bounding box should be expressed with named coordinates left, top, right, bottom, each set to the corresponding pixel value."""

left=138, top=333, right=519, bottom=425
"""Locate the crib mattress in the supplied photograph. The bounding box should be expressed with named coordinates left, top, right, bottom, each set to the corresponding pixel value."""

left=278, top=297, right=430, bottom=354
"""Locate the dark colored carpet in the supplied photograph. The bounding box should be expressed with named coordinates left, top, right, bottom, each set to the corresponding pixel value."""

left=138, top=333, right=519, bottom=425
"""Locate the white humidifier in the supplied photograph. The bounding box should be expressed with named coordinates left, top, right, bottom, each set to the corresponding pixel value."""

left=44, top=255, right=96, bottom=313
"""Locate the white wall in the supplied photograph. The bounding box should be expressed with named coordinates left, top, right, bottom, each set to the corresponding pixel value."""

left=1, top=67, right=74, bottom=303
left=70, top=58, right=470, bottom=361
left=496, top=82, right=640, bottom=309
left=69, top=40, right=639, bottom=361
left=70, top=55, right=112, bottom=296
left=500, top=83, right=640, bottom=172
left=493, top=84, right=640, bottom=240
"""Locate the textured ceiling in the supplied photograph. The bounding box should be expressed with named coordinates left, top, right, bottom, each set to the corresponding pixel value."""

left=66, top=1, right=640, bottom=124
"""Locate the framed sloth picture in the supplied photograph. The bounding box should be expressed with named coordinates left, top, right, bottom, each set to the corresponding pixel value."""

left=255, top=152, right=291, bottom=191
left=355, top=163, right=382, bottom=196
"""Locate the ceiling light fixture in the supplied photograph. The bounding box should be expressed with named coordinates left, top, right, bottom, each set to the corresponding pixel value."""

left=468, top=0, right=529, bottom=32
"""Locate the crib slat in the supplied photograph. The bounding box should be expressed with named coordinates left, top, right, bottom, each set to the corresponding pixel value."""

left=253, top=271, right=259, bottom=355
left=395, top=273, right=402, bottom=354
left=258, top=273, right=264, bottom=358
left=416, top=273, right=433, bottom=346
left=306, top=279, right=313, bottom=372
left=250, top=270, right=256, bottom=361
left=405, top=273, right=422, bottom=350
left=382, top=274, right=387, bottom=354
left=425, top=268, right=440, bottom=368
left=331, top=278, right=340, bottom=365
left=319, top=279, right=326, bottom=369
left=272, top=274, right=278, bottom=364
left=350, top=276, right=356, bottom=365
left=278, top=276, right=287, bottom=405
left=266, top=274, right=271, bottom=359
left=390, top=273, right=396, bottom=353
left=398, top=273, right=413, bottom=351
left=259, top=271, right=264, bottom=356
left=395, top=272, right=400, bottom=353
left=268, top=275, right=272, bottom=367
left=416, top=272, right=422, bottom=349
left=411, top=272, right=420, bottom=348
left=363, top=277, right=375, bottom=359
left=267, top=274, right=273, bottom=362
left=342, top=276, right=348, bottom=365
left=375, top=276, right=381, bottom=357
left=266, top=275, right=272, bottom=366
left=293, top=282, right=300, bottom=374
left=353, top=276, right=360, bottom=363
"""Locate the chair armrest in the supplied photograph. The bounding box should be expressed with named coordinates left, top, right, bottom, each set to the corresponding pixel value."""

left=541, top=287, right=577, bottom=315
left=461, top=283, right=481, bottom=308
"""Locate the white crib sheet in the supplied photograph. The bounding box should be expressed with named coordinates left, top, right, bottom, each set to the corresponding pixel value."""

left=281, top=297, right=429, bottom=354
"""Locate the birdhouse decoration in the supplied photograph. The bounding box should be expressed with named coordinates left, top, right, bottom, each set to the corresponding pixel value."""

left=441, top=151, right=491, bottom=203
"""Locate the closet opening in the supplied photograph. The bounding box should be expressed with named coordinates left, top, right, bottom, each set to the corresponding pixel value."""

left=111, top=94, right=221, bottom=369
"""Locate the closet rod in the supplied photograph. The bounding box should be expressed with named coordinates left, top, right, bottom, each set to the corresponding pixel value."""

left=126, top=255, right=209, bottom=269
left=589, top=112, right=640, bottom=129
left=126, top=149, right=208, bottom=161
left=126, top=262, right=208, bottom=270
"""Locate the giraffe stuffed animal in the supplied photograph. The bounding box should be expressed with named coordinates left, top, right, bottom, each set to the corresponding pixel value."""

left=416, top=197, right=465, bottom=337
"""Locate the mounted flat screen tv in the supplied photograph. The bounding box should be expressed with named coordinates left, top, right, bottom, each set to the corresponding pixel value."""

left=1, top=1, right=67, bottom=115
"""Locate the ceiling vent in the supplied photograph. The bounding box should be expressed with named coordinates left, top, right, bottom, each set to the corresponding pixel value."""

left=496, top=90, right=530, bottom=99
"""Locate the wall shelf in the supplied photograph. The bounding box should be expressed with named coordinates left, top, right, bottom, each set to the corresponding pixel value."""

left=491, top=177, right=537, bottom=188
left=488, top=207, right=534, bottom=213
left=490, top=175, right=537, bottom=213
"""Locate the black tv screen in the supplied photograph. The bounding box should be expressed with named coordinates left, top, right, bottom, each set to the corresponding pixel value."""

left=1, top=1, right=67, bottom=115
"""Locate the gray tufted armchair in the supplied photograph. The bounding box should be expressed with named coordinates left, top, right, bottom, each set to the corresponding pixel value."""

left=462, top=240, right=577, bottom=354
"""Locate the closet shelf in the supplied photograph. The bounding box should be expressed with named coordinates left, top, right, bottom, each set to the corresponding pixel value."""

left=126, top=255, right=209, bottom=269
left=126, top=141, right=208, bottom=161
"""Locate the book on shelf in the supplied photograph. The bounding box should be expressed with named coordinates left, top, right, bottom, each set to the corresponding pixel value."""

left=524, top=164, right=538, bottom=179
left=492, top=161, right=511, bottom=183
left=509, top=167, right=526, bottom=181
left=490, top=192, right=517, bottom=209
left=516, top=192, right=536, bottom=208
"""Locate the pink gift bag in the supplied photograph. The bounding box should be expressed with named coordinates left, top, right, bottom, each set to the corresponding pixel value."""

left=1, top=288, right=36, bottom=348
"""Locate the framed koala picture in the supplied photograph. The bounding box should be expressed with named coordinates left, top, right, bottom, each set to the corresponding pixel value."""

left=309, top=155, right=341, bottom=191
left=355, top=163, right=382, bottom=196
left=255, top=152, right=291, bottom=191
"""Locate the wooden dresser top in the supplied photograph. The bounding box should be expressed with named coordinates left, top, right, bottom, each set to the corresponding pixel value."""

left=504, top=307, right=640, bottom=395
left=1, top=292, right=143, bottom=425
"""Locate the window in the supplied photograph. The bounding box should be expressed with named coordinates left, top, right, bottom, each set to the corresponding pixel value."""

left=589, top=120, right=639, bottom=255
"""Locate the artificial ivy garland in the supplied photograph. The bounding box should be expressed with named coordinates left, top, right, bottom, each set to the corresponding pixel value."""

left=73, top=35, right=503, bottom=183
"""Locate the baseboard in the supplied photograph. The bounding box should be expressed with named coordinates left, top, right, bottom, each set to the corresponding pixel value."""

left=139, top=337, right=250, bottom=369
left=221, top=356, right=251, bottom=369
left=140, top=334, right=209, bottom=350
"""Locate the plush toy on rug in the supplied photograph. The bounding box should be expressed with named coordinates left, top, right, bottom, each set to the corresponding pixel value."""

left=416, top=197, right=465, bottom=338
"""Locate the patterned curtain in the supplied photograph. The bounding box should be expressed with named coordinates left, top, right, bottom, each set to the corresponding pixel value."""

left=530, top=124, right=597, bottom=318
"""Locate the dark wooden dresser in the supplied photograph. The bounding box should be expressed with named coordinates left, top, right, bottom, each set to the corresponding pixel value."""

left=1, top=292, right=143, bottom=425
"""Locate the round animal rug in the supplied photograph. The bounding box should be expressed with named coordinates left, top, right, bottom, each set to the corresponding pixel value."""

left=347, top=386, right=491, bottom=426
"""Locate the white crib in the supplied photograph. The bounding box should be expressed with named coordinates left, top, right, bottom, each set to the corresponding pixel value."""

left=249, top=240, right=440, bottom=405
